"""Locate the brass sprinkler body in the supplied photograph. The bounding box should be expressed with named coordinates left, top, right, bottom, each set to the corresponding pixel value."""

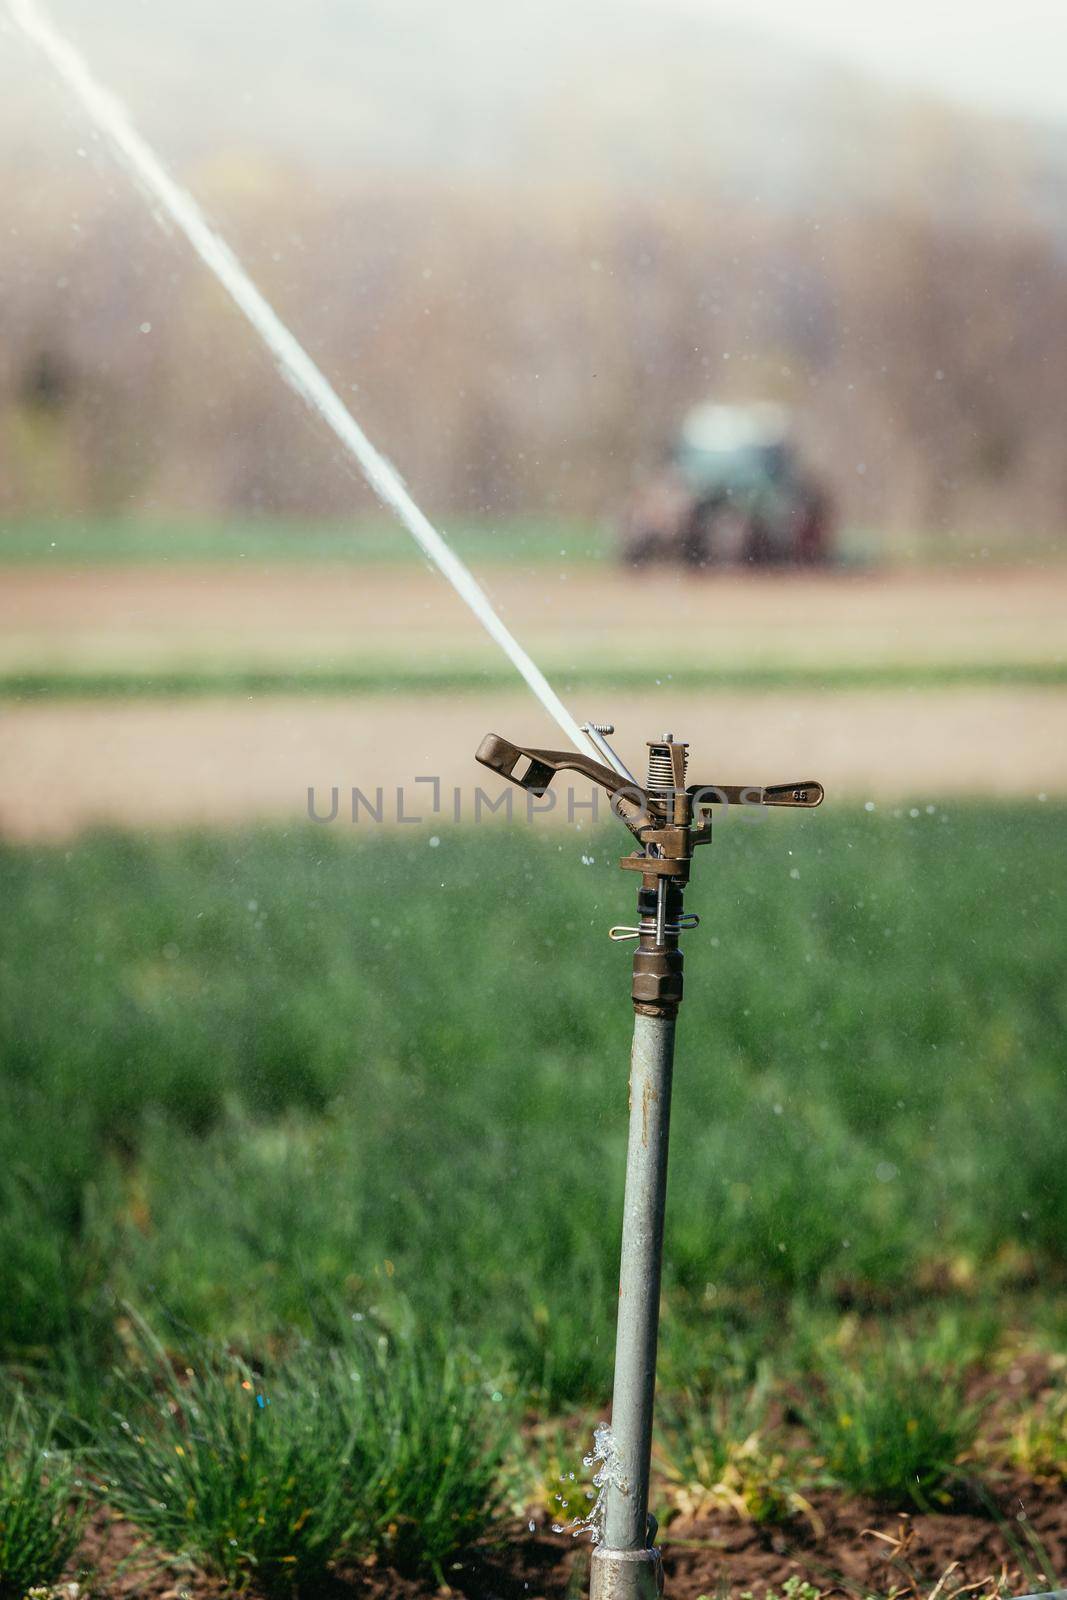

left=475, top=729, right=822, bottom=1019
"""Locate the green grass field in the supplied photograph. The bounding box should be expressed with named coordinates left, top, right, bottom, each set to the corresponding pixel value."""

left=3, top=805, right=1067, bottom=1588
left=3, top=806, right=1065, bottom=1391
left=0, top=514, right=612, bottom=567
left=0, top=513, right=1062, bottom=569
left=6, top=658, right=1067, bottom=700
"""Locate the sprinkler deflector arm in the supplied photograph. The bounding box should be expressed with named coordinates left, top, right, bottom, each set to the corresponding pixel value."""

left=477, top=731, right=823, bottom=1600
left=475, top=733, right=658, bottom=837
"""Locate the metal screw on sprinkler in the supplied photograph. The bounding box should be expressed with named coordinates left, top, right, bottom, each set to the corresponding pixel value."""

left=476, top=728, right=824, bottom=1600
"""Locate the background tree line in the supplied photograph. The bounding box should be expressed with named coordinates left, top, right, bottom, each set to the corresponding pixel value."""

left=2, top=149, right=1065, bottom=545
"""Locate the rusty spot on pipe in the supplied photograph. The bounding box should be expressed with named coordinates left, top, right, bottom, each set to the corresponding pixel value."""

left=641, top=1078, right=654, bottom=1148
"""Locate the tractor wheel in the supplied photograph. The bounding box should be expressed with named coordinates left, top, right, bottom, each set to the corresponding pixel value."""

left=684, top=497, right=751, bottom=568
left=621, top=528, right=666, bottom=568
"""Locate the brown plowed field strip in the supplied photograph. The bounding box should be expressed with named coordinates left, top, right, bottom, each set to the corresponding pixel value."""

left=2, top=562, right=1065, bottom=672
left=3, top=687, right=1065, bottom=839
left=2, top=563, right=1064, bottom=836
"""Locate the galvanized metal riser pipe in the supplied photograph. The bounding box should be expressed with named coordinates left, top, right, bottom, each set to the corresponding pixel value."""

left=591, top=1011, right=676, bottom=1600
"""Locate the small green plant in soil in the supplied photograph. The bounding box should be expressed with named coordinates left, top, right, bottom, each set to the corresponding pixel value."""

left=658, top=1369, right=806, bottom=1525
left=801, top=1341, right=982, bottom=1508
left=1010, top=1372, right=1067, bottom=1481
left=741, top=1581, right=824, bottom=1600
left=92, top=1320, right=510, bottom=1594
left=698, top=1580, right=825, bottom=1600
left=352, top=1321, right=512, bottom=1574
left=0, top=1392, right=83, bottom=1600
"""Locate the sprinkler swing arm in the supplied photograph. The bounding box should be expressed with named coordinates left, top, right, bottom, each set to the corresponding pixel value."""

left=477, top=729, right=823, bottom=1600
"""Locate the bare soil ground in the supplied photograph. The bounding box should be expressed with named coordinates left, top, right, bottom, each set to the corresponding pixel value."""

left=2, top=686, right=1066, bottom=839
left=3, top=563, right=1065, bottom=674
left=70, top=1477, right=1067, bottom=1600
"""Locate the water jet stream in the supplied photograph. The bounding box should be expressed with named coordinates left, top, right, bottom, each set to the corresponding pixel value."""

left=8, top=0, right=598, bottom=761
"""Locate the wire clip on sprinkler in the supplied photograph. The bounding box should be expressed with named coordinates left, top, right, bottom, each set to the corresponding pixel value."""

left=476, top=729, right=822, bottom=1020
left=476, top=726, right=823, bottom=1600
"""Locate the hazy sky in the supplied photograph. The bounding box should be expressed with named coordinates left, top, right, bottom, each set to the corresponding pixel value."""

left=701, top=0, right=1067, bottom=122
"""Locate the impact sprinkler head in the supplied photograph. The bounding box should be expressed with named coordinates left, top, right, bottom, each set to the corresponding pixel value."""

left=476, top=729, right=823, bottom=1018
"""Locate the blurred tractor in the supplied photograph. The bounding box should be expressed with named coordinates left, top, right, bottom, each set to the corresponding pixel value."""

left=621, top=402, right=832, bottom=569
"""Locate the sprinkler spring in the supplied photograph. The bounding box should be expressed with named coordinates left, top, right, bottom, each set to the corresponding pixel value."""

left=644, top=736, right=686, bottom=802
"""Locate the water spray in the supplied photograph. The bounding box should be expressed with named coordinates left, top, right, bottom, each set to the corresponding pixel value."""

left=7, top=0, right=600, bottom=766
left=479, top=730, right=824, bottom=1599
